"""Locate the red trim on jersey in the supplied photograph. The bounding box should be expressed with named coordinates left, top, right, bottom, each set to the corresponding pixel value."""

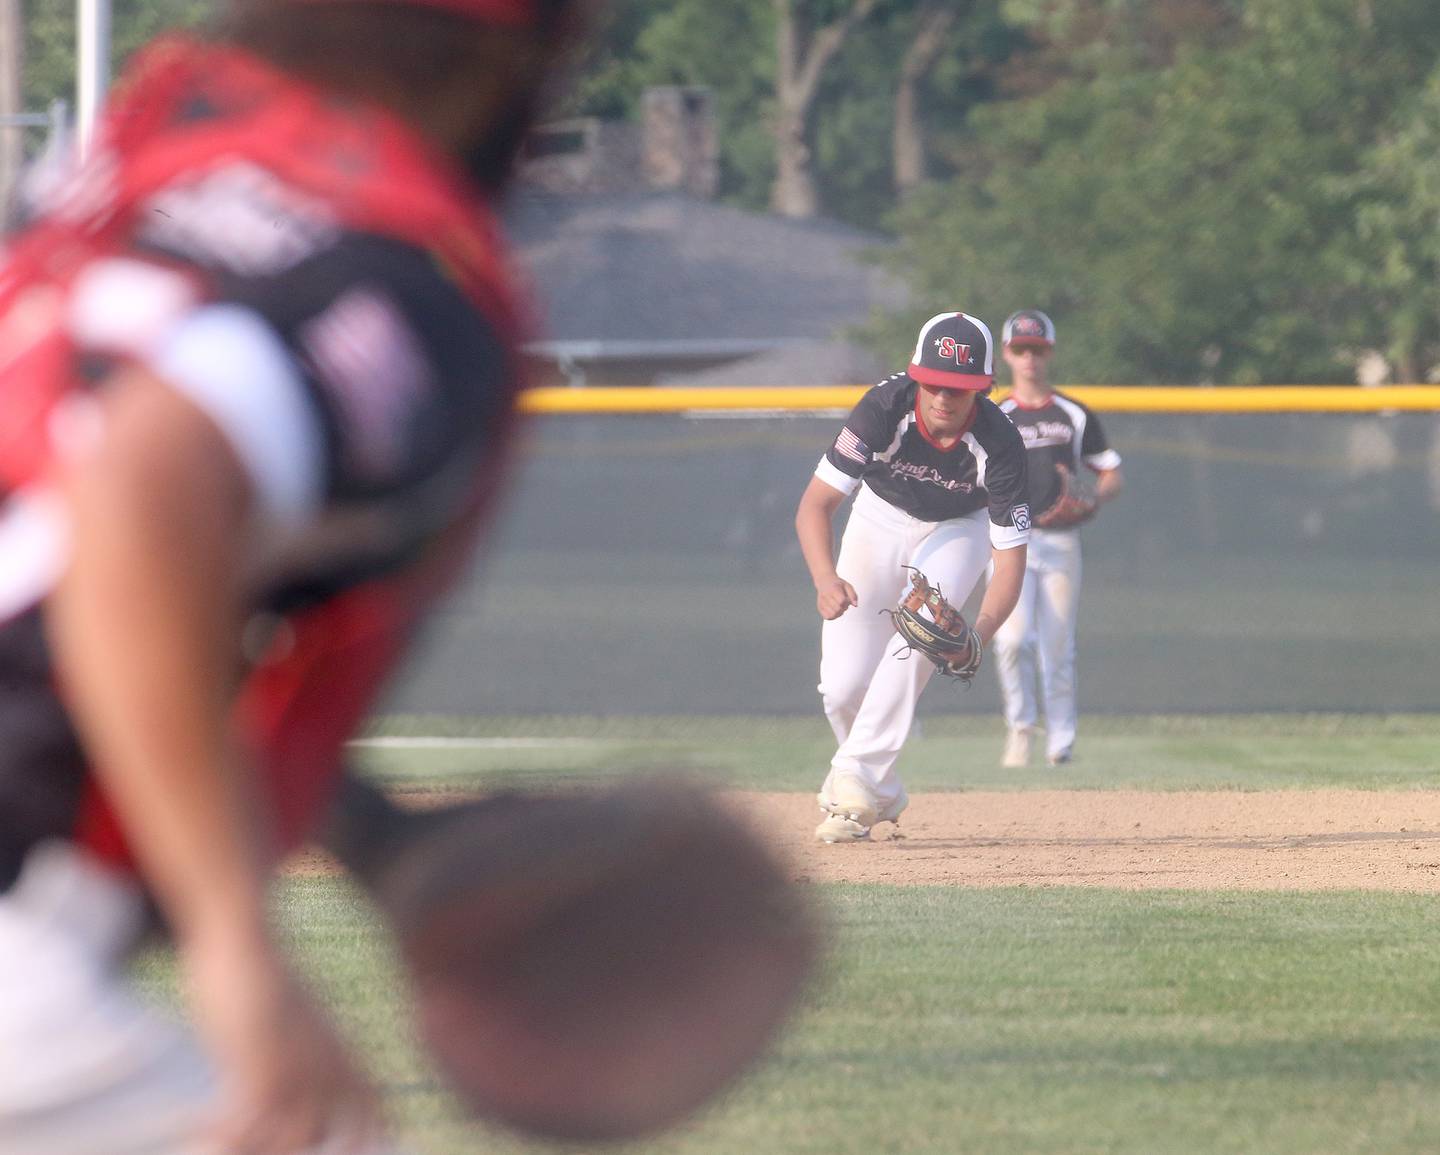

left=71, top=496, right=501, bottom=875
left=907, top=362, right=993, bottom=391
left=0, top=330, right=74, bottom=492
left=913, top=390, right=978, bottom=451
left=0, top=36, right=529, bottom=877
left=1, top=37, right=531, bottom=496
left=72, top=781, right=134, bottom=873
left=100, top=38, right=529, bottom=335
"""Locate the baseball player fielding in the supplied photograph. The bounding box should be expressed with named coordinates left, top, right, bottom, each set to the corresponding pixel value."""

left=795, top=311, right=1031, bottom=844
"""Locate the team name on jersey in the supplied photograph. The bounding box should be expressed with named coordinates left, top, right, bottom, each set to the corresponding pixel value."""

left=888, top=459, right=975, bottom=493
left=1018, top=419, right=1075, bottom=448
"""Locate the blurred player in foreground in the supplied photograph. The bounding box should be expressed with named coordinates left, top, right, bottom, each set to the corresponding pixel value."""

left=796, top=313, right=1031, bottom=844
left=0, top=1, right=819, bottom=1152
left=992, top=310, right=1124, bottom=768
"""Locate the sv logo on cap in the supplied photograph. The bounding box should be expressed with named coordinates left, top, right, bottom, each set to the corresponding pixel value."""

left=936, top=337, right=971, bottom=364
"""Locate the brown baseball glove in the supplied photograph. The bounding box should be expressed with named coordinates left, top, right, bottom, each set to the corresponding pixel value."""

left=322, top=773, right=818, bottom=1143
left=1034, top=463, right=1098, bottom=528
left=883, top=565, right=982, bottom=683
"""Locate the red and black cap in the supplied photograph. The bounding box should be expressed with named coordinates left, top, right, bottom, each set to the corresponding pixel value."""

left=907, top=311, right=995, bottom=391
left=1001, top=309, right=1056, bottom=348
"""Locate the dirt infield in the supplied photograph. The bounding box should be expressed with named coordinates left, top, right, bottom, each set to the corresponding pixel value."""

left=735, top=790, right=1440, bottom=891
left=290, top=788, right=1440, bottom=891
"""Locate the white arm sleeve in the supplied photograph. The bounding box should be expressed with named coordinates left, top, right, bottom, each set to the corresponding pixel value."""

left=814, top=455, right=861, bottom=496
left=990, top=521, right=1029, bottom=550
left=1085, top=448, right=1123, bottom=472
left=148, top=305, right=326, bottom=525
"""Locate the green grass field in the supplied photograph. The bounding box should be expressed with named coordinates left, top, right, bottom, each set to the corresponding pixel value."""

left=136, top=715, right=1440, bottom=1154
left=355, top=713, right=1440, bottom=793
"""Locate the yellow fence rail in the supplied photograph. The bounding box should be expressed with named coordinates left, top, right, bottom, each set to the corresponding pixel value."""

left=519, top=385, right=1440, bottom=415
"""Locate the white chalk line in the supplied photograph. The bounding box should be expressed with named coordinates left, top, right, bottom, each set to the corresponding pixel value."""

left=348, top=736, right=618, bottom=750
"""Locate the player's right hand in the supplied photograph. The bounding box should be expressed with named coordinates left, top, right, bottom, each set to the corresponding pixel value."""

left=816, top=576, right=859, bottom=620
left=186, top=929, right=381, bottom=1155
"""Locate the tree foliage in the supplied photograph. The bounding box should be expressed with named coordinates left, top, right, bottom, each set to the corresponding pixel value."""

left=23, top=0, right=215, bottom=114
left=19, top=0, right=1440, bottom=383
left=875, top=0, right=1440, bottom=384
left=1335, top=60, right=1440, bottom=384
left=562, top=0, right=1012, bottom=221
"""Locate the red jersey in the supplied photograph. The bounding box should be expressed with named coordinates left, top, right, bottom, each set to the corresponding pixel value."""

left=0, top=37, right=529, bottom=884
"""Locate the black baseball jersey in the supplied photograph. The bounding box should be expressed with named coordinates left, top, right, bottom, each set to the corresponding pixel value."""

left=0, top=34, right=529, bottom=890
left=998, top=390, right=1122, bottom=521
left=0, top=219, right=514, bottom=891
left=37, top=226, right=509, bottom=609
left=815, top=374, right=1031, bottom=547
left=190, top=228, right=514, bottom=606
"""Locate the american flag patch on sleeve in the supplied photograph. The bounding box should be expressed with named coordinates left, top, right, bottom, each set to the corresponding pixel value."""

left=834, top=427, right=870, bottom=464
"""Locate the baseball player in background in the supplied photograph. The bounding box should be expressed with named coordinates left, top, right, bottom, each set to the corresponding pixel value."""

left=796, top=313, right=1031, bottom=843
left=992, top=310, right=1124, bottom=768
left=0, top=0, right=592, bottom=1151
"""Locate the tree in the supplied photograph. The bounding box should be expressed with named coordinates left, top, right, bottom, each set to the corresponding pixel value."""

left=561, top=0, right=1011, bottom=227
left=1338, top=65, right=1440, bottom=383
left=893, top=2, right=961, bottom=196
left=561, top=0, right=682, bottom=120
left=875, top=0, right=1440, bottom=385
left=770, top=0, right=880, bottom=217
left=578, top=0, right=777, bottom=210
left=809, top=0, right=1015, bottom=227
left=23, top=0, right=215, bottom=114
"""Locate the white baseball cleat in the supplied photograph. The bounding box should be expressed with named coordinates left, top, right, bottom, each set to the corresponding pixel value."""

left=815, top=813, right=871, bottom=843
left=874, top=789, right=909, bottom=826
left=1001, top=727, right=1033, bottom=769
left=815, top=778, right=909, bottom=843
left=1046, top=747, right=1073, bottom=766
left=822, top=773, right=879, bottom=828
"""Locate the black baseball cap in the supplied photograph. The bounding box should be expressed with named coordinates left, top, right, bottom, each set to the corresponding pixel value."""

left=1002, top=309, right=1056, bottom=348
left=907, top=311, right=995, bottom=391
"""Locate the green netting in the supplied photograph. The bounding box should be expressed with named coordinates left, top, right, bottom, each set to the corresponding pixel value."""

left=388, top=410, right=1440, bottom=716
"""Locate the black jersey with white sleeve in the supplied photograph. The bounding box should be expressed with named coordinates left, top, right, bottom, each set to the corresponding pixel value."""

left=814, top=373, right=1030, bottom=548
left=998, top=390, right=1121, bottom=521
left=130, top=228, right=510, bottom=607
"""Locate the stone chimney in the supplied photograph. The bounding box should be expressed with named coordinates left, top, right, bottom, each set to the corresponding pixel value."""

left=641, top=87, right=718, bottom=199
left=520, top=118, right=638, bottom=195
left=518, top=87, right=718, bottom=198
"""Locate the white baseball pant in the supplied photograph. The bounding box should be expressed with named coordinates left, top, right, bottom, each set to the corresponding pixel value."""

left=992, top=526, right=1082, bottom=758
left=817, top=486, right=991, bottom=811
left=0, top=841, right=409, bottom=1155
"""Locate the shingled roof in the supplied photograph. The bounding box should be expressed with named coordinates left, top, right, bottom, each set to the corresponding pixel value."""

left=505, top=190, right=908, bottom=348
